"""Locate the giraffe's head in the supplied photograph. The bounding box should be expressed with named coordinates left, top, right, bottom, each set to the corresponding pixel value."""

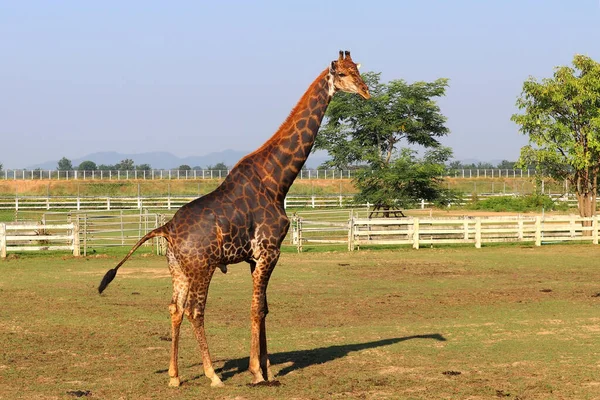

left=329, top=50, right=371, bottom=100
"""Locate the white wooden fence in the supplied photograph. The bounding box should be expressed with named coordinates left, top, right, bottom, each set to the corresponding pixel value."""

left=290, top=214, right=600, bottom=252
left=3, top=212, right=599, bottom=257
left=0, top=222, right=79, bottom=258
left=0, top=193, right=581, bottom=212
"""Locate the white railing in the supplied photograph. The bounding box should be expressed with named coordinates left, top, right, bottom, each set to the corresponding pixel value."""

left=350, top=215, right=599, bottom=250
left=0, top=222, right=79, bottom=258
left=289, top=213, right=600, bottom=252
left=0, top=193, right=581, bottom=212
left=0, top=168, right=539, bottom=181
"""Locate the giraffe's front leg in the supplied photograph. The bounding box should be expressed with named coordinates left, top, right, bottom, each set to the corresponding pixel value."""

left=249, top=255, right=278, bottom=385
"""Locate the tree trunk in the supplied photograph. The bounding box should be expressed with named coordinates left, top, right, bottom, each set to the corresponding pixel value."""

left=577, top=191, right=596, bottom=236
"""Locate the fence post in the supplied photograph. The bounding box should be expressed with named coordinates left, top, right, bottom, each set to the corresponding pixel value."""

left=120, top=210, right=125, bottom=245
left=535, top=216, right=542, bottom=246
left=412, top=218, right=420, bottom=249
left=463, top=220, right=469, bottom=241
left=518, top=217, right=524, bottom=241
left=72, top=220, right=80, bottom=256
left=348, top=214, right=354, bottom=251
left=593, top=216, right=599, bottom=245
left=0, top=223, right=6, bottom=258
left=475, top=218, right=482, bottom=248
left=137, top=184, right=141, bottom=209
left=311, top=196, right=315, bottom=209
left=569, top=214, right=576, bottom=238
left=297, top=217, right=303, bottom=253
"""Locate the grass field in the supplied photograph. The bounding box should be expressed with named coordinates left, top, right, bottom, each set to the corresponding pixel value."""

left=2, top=245, right=600, bottom=399
left=0, top=176, right=568, bottom=198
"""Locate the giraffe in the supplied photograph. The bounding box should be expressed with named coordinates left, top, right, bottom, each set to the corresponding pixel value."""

left=98, top=50, right=370, bottom=387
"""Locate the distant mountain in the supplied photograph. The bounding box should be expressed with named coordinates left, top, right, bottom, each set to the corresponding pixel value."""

left=26, top=149, right=330, bottom=170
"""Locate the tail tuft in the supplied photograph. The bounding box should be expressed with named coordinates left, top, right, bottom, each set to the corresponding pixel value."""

left=98, top=268, right=118, bottom=294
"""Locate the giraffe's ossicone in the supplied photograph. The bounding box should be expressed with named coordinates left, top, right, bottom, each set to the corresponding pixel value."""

left=98, top=50, right=370, bottom=387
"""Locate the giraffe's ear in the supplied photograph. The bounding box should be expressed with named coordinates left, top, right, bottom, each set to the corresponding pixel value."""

left=330, top=61, right=337, bottom=73
left=356, top=63, right=361, bottom=70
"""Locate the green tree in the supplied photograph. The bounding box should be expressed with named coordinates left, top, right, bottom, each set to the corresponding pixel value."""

left=0, top=162, right=3, bottom=173
left=57, top=157, right=73, bottom=171
left=207, top=162, right=228, bottom=171
left=354, top=147, right=458, bottom=210
left=315, top=71, right=451, bottom=209
left=136, top=163, right=152, bottom=171
left=496, top=160, right=516, bottom=170
left=115, top=159, right=135, bottom=171
left=178, top=164, right=192, bottom=171
left=97, top=164, right=114, bottom=171
left=78, top=160, right=97, bottom=171
left=512, top=54, right=600, bottom=220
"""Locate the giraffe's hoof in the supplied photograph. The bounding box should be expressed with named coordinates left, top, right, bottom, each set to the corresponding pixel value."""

left=210, top=378, right=224, bottom=388
left=169, top=377, right=181, bottom=387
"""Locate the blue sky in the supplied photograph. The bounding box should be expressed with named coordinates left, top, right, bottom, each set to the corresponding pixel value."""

left=1, top=1, right=599, bottom=169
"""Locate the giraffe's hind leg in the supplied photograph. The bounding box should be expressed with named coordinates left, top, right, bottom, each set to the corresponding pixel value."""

left=186, top=266, right=224, bottom=387
left=167, top=249, right=188, bottom=387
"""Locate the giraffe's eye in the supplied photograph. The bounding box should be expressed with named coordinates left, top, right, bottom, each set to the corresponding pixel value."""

left=338, top=73, right=346, bottom=78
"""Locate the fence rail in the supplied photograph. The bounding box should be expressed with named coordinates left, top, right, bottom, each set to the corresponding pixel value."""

left=290, top=213, right=600, bottom=252
left=0, top=193, right=581, bottom=213
left=0, top=168, right=540, bottom=181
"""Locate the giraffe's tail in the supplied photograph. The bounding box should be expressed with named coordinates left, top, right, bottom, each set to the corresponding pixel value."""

left=98, top=224, right=170, bottom=294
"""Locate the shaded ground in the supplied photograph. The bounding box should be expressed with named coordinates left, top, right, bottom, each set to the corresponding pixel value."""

left=1, top=245, right=600, bottom=399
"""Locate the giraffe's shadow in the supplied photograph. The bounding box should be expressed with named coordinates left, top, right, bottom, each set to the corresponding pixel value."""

left=217, top=333, right=446, bottom=381
left=156, top=334, right=446, bottom=382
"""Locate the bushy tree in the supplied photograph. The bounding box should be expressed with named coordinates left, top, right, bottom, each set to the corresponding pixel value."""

left=512, top=54, right=600, bottom=220
left=136, top=163, right=152, bottom=171
left=315, top=71, right=451, bottom=210
left=178, top=164, right=192, bottom=171
left=207, top=162, right=228, bottom=171
left=115, top=159, right=135, bottom=171
left=78, top=160, right=97, bottom=171
left=354, top=147, right=458, bottom=209
left=57, top=157, right=73, bottom=171
left=496, top=160, right=517, bottom=169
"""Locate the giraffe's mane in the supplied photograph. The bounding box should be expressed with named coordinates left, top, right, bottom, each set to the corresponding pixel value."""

left=232, top=67, right=330, bottom=167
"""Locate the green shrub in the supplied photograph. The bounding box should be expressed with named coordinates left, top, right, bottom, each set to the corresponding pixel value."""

left=469, top=194, right=570, bottom=212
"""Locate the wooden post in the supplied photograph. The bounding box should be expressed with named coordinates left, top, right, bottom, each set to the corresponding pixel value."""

left=569, top=214, right=576, bottom=238
left=0, top=223, right=6, bottom=258
left=168, top=184, right=171, bottom=210
left=297, top=217, right=303, bottom=253
left=120, top=210, right=125, bottom=245
left=535, top=216, right=542, bottom=246
left=517, top=218, right=523, bottom=241
left=83, top=214, right=87, bottom=257
left=475, top=218, right=482, bottom=248
left=348, top=214, right=354, bottom=251
left=412, top=218, right=420, bottom=249
left=72, top=220, right=80, bottom=256
left=137, top=183, right=141, bottom=209
left=593, top=216, right=599, bottom=245
left=463, top=220, right=469, bottom=241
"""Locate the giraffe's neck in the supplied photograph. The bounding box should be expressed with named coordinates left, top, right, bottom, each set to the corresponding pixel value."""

left=238, top=68, right=333, bottom=201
